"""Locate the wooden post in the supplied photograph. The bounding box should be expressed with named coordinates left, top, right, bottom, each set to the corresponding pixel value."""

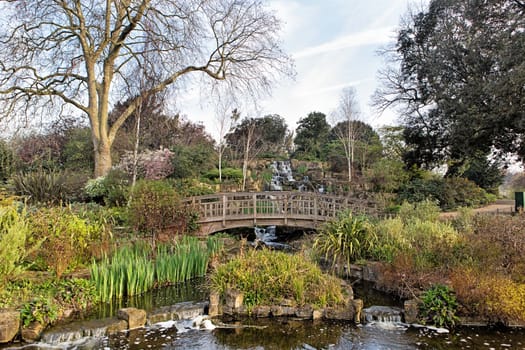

left=314, top=195, right=318, bottom=224
left=253, top=193, right=257, bottom=225
left=222, top=194, right=227, bottom=228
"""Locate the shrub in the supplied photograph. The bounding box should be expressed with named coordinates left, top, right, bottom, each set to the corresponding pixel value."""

left=28, top=206, right=107, bottom=278
left=0, top=194, right=35, bottom=287
left=20, top=296, right=59, bottom=327
left=84, top=169, right=129, bottom=206
left=12, top=169, right=67, bottom=204
left=128, top=180, right=197, bottom=236
left=419, top=284, right=460, bottom=328
left=398, top=177, right=491, bottom=210
left=451, top=268, right=525, bottom=323
left=398, top=199, right=440, bottom=223
left=55, top=278, right=99, bottom=312
left=314, top=212, right=376, bottom=271
left=210, top=249, right=347, bottom=311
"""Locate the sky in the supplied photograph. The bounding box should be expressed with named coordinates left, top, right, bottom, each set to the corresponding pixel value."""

left=178, top=0, right=428, bottom=139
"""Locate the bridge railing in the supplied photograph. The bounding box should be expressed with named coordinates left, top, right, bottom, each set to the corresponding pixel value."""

left=184, top=191, right=378, bottom=225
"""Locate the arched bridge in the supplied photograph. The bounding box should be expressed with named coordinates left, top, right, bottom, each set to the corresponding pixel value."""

left=184, top=191, right=378, bottom=235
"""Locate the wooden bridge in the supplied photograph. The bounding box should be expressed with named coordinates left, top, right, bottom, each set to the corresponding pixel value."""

left=184, top=191, right=378, bottom=235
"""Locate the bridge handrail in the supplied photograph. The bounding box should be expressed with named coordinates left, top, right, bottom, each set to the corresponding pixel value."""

left=183, top=191, right=377, bottom=223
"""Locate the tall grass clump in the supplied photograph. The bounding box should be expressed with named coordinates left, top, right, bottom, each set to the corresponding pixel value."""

left=314, top=211, right=376, bottom=271
left=155, top=236, right=210, bottom=286
left=90, top=243, right=154, bottom=303
left=210, top=249, right=347, bottom=311
left=92, top=236, right=220, bottom=302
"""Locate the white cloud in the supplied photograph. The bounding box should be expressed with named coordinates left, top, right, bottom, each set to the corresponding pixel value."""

left=293, top=27, right=395, bottom=59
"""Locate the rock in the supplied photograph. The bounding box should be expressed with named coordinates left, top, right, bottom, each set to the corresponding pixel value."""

left=117, top=308, right=147, bottom=330
left=224, top=289, right=244, bottom=310
left=352, top=299, right=364, bottom=324
left=253, top=306, right=271, bottom=318
left=105, top=319, right=128, bottom=334
left=362, top=262, right=383, bottom=283
left=312, top=309, right=323, bottom=320
left=21, top=321, right=44, bottom=342
left=324, top=304, right=355, bottom=321
left=270, top=305, right=295, bottom=317
left=208, top=292, right=221, bottom=317
left=295, top=305, right=314, bottom=319
left=147, top=306, right=172, bottom=325
left=0, top=310, right=20, bottom=343
left=403, top=299, right=420, bottom=324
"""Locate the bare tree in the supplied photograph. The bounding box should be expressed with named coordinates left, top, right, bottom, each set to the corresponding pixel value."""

left=0, top=0, right=293, bottom=177
left=331, top=87, right=361, bottom=183
left=214, top=101, right=238, bottom=186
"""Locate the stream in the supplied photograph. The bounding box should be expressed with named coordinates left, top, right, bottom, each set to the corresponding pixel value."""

left=5, top=280, right=525, bottom=350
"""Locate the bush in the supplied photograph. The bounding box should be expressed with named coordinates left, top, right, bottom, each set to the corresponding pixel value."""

left=0, top=194, right=34, bottom=286
left=28, top=206, right=107, bottom=278
left=210, top=249, right=347, bottom=311
left=84, top=169, right=129, bottom=206
left=398, top=199, right=440, bottom=223
left=12, top=169, right=67, bottom=204
left=128, top=180, right=197, bottom=236
left=20, top=296, right=59, bottom=327
left=314, top=211, right=376, bottom=270
left=419, top=284, right=460, bottom=328
left=451, top=268, right=525, bottom=323
left=398, top=177, right=492, bottom=210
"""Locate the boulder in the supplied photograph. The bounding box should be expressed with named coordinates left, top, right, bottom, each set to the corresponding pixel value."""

left=403, top=299, right=420, bottom=324
left=117, top=308, right=147, bottom=330
left=208, top=292, right=221, bottom=317
left=270, top=305, right=295, bottom=317
left=0, top=310, right=20, bottom=343
left=21, top=321, right=44, bottom=342
left=224, top=289, right=244, bottom=310
left=352, top=299, right=364, bottom=324
left=295, top=305, right=314, bottom=319
left=324, top=304, right=355, bottom=321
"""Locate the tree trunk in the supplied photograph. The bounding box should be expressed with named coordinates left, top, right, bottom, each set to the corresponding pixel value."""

left=94, top=142, right=112, bottom=178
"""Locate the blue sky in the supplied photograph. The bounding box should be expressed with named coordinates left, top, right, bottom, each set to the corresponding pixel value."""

left=180, top=0, right=428, bottom=138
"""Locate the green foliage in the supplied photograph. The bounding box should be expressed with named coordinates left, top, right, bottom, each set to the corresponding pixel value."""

left=398, top=200, right=440, bottom=223
left=170, top=143, right=216, bottom=179
left=314, top=212, right=376, bottom=271
left=203, top=167, right=243, bottom=182
left=55, top=278, right=98, bottom=311
left=128, top=180, right=195, bottom=235
left=12, top=169, right=67, bottom=204
left=398, top=176, right=491, bottom=210
left=366, top=158, right=409, bottom=193
left=293, top=112, right=331, bottom=161
left=91, top=237, right=214, bottom=302
left=84, top=169, right=129, bottom=206
left=0, top=195, right=34, bottom=286
left=210, top=249, right=346, bottom=310
left=0, top=140, right=17, bottom=182
left=20, top=296, right=59, bottom=327
left=419, top=285, right=459, bottom=328
left=28, top=206, right=107, bottom=278
left=61, top=127, right=94, bottom=171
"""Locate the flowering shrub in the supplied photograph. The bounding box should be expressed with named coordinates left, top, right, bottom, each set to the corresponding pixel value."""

left=118, top=148, right=174, bottom=180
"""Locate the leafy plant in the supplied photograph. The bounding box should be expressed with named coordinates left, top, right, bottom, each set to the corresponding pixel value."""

left=128, top=180, right=196, bottom=236
left=12, top=169, right=67, bottom=204
left=0, top=194, right=36, bottom=287
left=314, top=211, right=376, bottom=271
left=28, top=206, right=106, bottom=278
left=419, top=284, right=460, bottom=328
left=210, top=249, right=347, bottom=311
left=55, top=278, right=99, bottom=311
left=20, top=296, right=59, bottom=327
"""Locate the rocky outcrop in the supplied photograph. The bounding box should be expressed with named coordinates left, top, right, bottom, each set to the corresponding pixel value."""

left=0, top=310, right=20, bottom=343
left=117, top=307, right=147, bottom=329
left=216, top=288, right=363, bottom=322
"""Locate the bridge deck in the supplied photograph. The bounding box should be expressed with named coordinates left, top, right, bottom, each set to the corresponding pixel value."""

left=184, top=191, right=378, bottom=235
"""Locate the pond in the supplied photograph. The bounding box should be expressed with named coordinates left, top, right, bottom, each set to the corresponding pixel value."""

left=5, top=280, right=525, bottom=350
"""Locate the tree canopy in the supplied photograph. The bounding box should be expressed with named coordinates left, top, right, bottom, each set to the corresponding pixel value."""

left=374, top=0, right=525, bottom=170
left=293, top=112, right=331, bottom=161
left=0, top=0, right=293, bottom=177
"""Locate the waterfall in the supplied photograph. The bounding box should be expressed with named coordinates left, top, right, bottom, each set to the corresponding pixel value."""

left=362, top=306, right=405, bottom=329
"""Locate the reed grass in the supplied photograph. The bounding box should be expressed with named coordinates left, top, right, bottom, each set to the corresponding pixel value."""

left=91, top=236, right=221, bottom=302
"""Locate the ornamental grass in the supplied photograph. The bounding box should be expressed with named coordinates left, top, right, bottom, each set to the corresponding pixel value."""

left=210, top=249, right=347, bottom=311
